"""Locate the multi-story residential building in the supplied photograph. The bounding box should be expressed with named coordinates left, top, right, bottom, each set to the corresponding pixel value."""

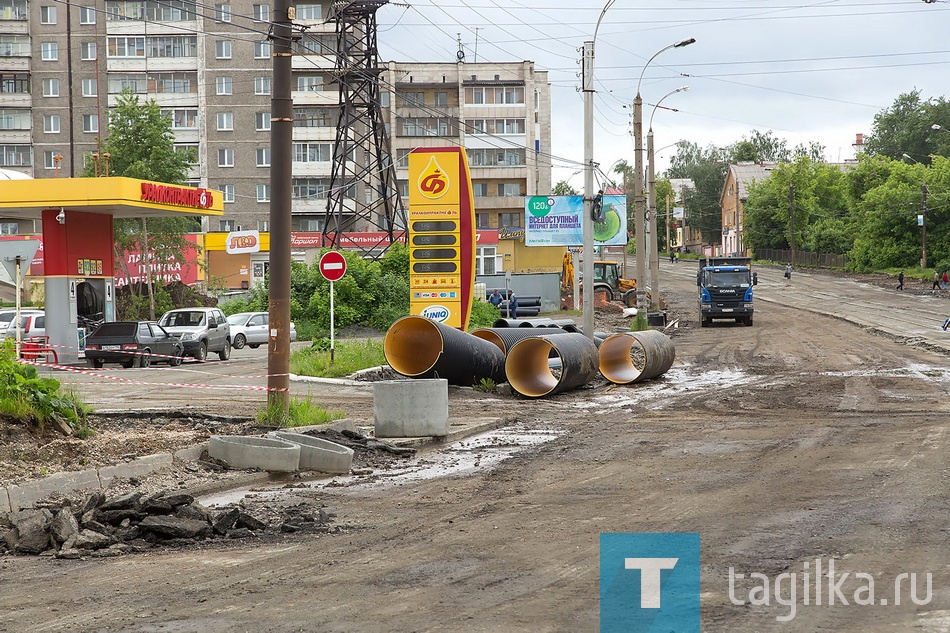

left=0, top=1, right=555, bottom=274
left=383, top=61, right=554, bottom=274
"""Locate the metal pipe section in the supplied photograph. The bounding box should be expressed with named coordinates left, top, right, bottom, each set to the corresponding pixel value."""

left=505, top=333, right=599, bottom=398
left=471, top=328, right=573, bottom=355
left=598, top=330, right=675, bottom=384
left=384, top=316, right=506, bottom=386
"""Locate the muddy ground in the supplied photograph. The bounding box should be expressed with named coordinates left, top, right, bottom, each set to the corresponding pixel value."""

left=2, top=266, right=950, bottom=632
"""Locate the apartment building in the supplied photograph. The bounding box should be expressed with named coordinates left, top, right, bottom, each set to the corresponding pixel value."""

left=0, top=1, right=555, bottom=274
left=383, top=61, right=553, bottom=274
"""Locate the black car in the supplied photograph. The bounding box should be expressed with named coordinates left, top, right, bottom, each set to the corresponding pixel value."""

left=84, top=321, right=184, bottom=369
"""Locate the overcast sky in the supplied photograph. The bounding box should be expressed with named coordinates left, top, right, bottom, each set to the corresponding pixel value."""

left=375, top=0, right=950, bottom=188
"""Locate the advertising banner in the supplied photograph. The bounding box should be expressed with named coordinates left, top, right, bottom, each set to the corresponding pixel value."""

left=524, top=195, right=628, bottom=247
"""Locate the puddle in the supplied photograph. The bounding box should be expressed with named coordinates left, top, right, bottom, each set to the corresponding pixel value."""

left=573, top=366, right=757, bottom=410
left=821, top=363, right=950, bottom=381
left=200, top=425, right=563, bottom=507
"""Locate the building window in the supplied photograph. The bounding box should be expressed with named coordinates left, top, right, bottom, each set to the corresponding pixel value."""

left=293, top=107, right=334, bottom=127
left=254, top=76, right=271, bottom=95
left=434, top=91, right=448, bottom=106
left=0, top=35, right=29, bottom=57
left=256, top=184, right=270, bottom=202
left=476, top=245, right=497, bottom=275
left=255, top=112, right=271, bottom=131
left=43, top=150, right=61, bottom=169
left=82, top=114, right=99, bottom=133
left=41, top=42, right=58, bottom=61
left=81, top=41, right=97, bottom=60
left=399, top=91, right=424, bottom=107
left=79, top=6, right=96, bottom=24
left=498, top=183, right=521, bottom=197
left=215, top=40, right=232, bottom=59
left=253, top=4, right=270, bottom=21
left=499, top=212, right=522, bottom=228
left=0, top=1, right=27, bottom=21
left=40, top=6, right=56, bottom=24
left=215, top=4, right=231, bottom=22
left=292, top=177, right=330, bottom=200
left=43, top=114, right=60, bottom=133
left=82, top=78, right=97, bottom=97
left=0, top=73, right=30, bottom=94
left=216, top=112, right=233, bottom=131
left=473, top=183, right=488, bottom=197
left=296, top=76, right=323, bottom=92
left=108, top=73, right=146, bottom=94
left=219, top=219, right=235, bottom=231
left=257, top=220, right=269, bottom=232
left=254, top=41, right=271, bottom=59
left=152, top=72, right=195, bottom=94
left=42, top=78, right=60, bottom=97
left=107, top=36, right=145, bottom=57
left=296, top=4, right=322, bottom=19
left=0, top=109, right=28, bottom=130
left=222, top=184, right=235, bottom=203
left=0, top=145, right=30, bottom=167
left=174, top=144, right=198, bottom=164
left=215, top=76, right=232, bottom=95
left=256, top=148, right=270, bottom=167
left=0, top=223, right=18, bottom=236
left=147, top=36, right=197, bottom=58
left=293, top=142, right=332, bottom=163
left=475, top=213, right=490, bottom=228
left=164, top=109, right=198, bottom=129
left=218, top=148, right=234, bottom=167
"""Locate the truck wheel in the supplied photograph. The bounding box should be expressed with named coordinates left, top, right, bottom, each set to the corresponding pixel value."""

left=623, top=291, right=636, bottom=308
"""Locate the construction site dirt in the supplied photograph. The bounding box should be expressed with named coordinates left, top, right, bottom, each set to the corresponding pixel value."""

left=2, top=262, right=950, bottom=632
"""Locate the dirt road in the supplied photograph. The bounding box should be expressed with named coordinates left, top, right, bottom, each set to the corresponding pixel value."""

left=4, top=263, right=950, bottom=632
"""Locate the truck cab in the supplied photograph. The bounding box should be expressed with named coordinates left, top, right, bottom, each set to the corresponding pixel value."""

left=697, top=257, right=757, bottom=327
left=592, top=261, right=637, bottom=307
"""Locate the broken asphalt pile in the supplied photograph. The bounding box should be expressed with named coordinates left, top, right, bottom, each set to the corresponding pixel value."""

left=0, top=488, right=340, bottom=559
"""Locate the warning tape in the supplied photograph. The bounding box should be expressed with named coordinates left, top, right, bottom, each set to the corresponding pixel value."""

left=19, top=359, right=290, bottom=392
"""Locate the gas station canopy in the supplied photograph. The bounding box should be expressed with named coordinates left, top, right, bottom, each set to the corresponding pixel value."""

left=0, top=177, right=224, bottom=220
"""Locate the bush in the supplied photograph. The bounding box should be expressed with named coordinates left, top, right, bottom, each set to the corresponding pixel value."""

left=0, top=340, right=89, bottom=431
left=468, top=300, right=500, bottom=330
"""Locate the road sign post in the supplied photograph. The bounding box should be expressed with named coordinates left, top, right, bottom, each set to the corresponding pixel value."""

left=319, top=251, right=347, bottom=362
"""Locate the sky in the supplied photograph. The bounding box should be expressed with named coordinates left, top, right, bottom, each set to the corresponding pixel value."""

left=374, top=0, right=950, bottom=189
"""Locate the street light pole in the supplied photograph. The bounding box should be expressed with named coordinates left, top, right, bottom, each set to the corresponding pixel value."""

left=903, top=153, right=929, bottom=268
left=646, top=86, right=689, bottom=311
left=581, top=0, right=616, bottom=340
left=633, top=37, right=695, bottom=312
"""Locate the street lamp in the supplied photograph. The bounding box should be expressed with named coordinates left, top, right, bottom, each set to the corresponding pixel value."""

left=902, top=153, right=930, bottom=268
left=581, top=0, right=616, bottom=340
left=632, top=38, right=695, bottom=313
left=646, top=86, right=689, bottom=310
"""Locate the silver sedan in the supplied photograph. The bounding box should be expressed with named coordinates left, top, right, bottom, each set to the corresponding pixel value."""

left=226, top=312, right=297, bottom=350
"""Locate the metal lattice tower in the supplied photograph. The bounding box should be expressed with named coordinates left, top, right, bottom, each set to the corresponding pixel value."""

left=323, top=1, right=406, bottom=258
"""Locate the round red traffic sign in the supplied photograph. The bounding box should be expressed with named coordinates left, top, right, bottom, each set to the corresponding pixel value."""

left=319, top=250, right=347, bottom=282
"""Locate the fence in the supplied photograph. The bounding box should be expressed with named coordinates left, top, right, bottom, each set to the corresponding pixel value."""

left=754, top=248, right=849, bottom=269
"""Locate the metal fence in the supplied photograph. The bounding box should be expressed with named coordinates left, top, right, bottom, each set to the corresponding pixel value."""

left=754, top=248, right=849, bottom=269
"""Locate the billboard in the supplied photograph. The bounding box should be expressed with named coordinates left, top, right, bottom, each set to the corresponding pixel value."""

left=407, top=148, right=476, bottom=330
left=524, top=195, right=627, bottom=247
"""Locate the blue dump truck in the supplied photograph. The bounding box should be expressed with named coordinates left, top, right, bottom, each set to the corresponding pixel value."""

left=697, top=257, right=758, bottom=327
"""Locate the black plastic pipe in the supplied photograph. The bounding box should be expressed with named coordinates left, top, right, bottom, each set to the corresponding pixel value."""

left=598, top=330, right=676, bottom=384
left=471, top=328, right=573, bottom=355
left=505, top=333, right=599, bottom=398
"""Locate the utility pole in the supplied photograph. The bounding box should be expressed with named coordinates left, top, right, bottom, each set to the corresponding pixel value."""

left=789, top=184, right=796, bottom=266
left=647, top=129, right=659, bottom=310
left=267, top=0, right=293, bottom=414
left=581, top=40, right=595, bottom=340
left=922, top=183, right=929, bottom=268
left=633, top=95, right=645, bottom=311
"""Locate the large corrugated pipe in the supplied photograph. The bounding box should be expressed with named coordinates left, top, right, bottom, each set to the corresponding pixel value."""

left=384, top=316, right=506, bottom=386
left=492, top=317, right=555, bottom=328
left=598, top=330, right=676, bottom=385
left=505, top=333, right=599, bottom=398
left=471, top=327, right=573, bottom=355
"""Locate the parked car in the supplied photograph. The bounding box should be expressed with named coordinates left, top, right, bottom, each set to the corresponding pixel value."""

left=227, top=312, right=297, bottom=350
left=84, top=321, right=184, bottom=369
left=2, top=310, right=46, bottom=342
left=157, top=307, right=231, bottom=361
left=0, top=309, right=44, bottom=340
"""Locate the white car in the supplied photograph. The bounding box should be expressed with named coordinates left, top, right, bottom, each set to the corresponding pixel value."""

left=0, top=309, right=45, bottom=341
left=227, top=312, right=297, bottom=350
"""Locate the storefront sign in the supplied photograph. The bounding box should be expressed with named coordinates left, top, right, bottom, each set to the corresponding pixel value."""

left=140, top=182, right=214, bottom=209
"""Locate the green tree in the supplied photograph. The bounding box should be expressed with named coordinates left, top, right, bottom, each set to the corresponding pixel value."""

left=552, top=180, right=578, bottom=196
left=86, top=89, right=200, bottom=319
left=727, top=130, right=792, bottom=163
left=863, top=91, right=950, bottom=165
left=682, top=162, right=728, bottom=245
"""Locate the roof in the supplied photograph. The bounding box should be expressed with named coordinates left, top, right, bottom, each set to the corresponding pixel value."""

left=728, top=163, right=778, bottom=200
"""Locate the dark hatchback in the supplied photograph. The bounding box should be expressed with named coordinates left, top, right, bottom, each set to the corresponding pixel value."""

left=84, top=321, right=184, bottom=369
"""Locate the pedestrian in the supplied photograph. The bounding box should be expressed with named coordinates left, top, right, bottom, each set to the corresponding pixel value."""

left=784, top=264, right=792, bottom=281
left=489, top=289, right=502, bottom=308
left=509, top=292, right=518, bottom=319
left=670, top=252, right=675, bottom=264
left=897, top=270, right=905, bottom=291
left=933, top=270, right=940, bottom=291
left=942, top=271, right=948, bottom=290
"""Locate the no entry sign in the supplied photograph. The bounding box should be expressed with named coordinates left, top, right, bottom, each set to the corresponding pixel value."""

left=319, top=250, right=347, bottom=282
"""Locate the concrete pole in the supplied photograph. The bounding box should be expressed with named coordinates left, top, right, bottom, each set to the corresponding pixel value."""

left=648, top=129, right=660, bottom=310
left=633, top=94, right=645, bottom=310
left=267, top=0, right=293, bottom=413
left=582, top=41, right=595, bottom=340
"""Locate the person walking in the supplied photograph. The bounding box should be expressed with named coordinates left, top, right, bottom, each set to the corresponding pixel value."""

left=784, top=264, right=792, bottom=281
left=509, top=292, right=518, bottom=319
left=933, top=270, right=940, bottom=292
left=897, top=270, right=905, bottom=291
left=942, top=271, right=948, bottom=290
left=489, top=289, right=502, bottom=308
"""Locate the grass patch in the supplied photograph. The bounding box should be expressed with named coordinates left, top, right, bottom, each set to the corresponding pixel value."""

left=0, top=340, right=89, bottom=433
left=473, top=377, right=496, bottom=393
left=291, top=338, right=386, bottom=378
left=256, top=395, right=345, bottom=428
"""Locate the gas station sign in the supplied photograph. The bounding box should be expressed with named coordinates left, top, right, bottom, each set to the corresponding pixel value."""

left=408, top=148, right=475, bottom=330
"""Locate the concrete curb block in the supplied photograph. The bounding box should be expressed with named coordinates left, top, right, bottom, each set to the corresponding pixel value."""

left=173, top=443, right=208, bottom=462
left=208, top=436, right=301, bottom=472
left=8, top=468, right=102, bottom=512
left=268, top=431, right=354, bottom=474
left=99, top=453, right=174, bottom=489
left=289, top=373, right=369, bottom=387
left=0, top=488, right=9, bottom=514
